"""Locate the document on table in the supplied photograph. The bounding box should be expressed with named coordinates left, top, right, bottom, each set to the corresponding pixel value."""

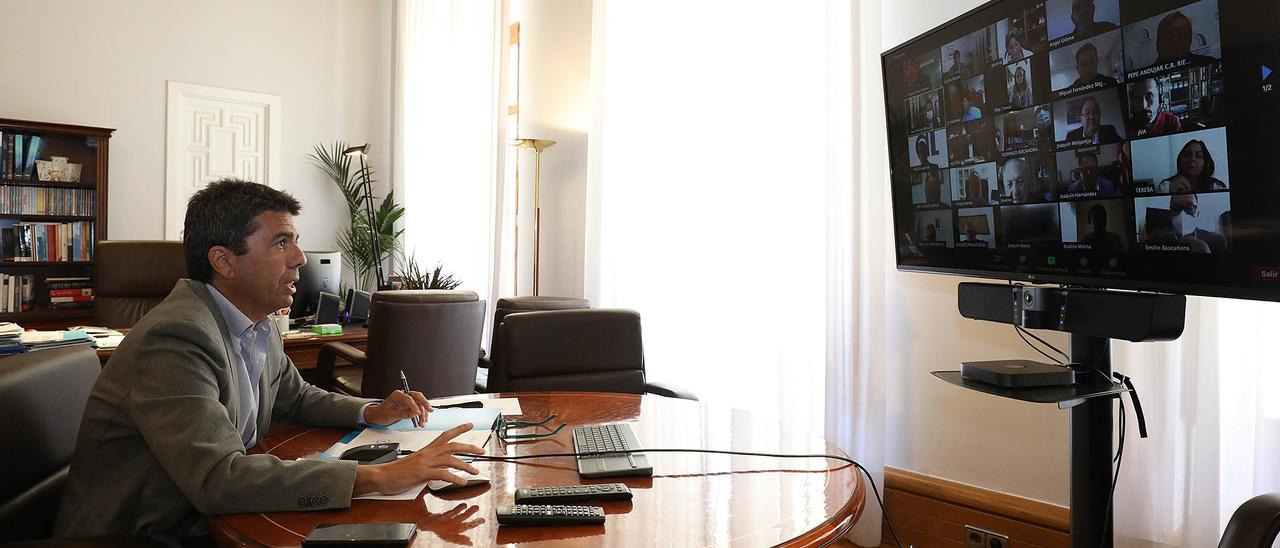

left=328, top=428, right=492, bottom=501
left=430, top=395, right=523, bottom=416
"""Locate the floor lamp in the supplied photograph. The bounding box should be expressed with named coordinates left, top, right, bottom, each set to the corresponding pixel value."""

left=509, top=138, right=556, bottom=295
left=341, top=143, right=388, bottom=291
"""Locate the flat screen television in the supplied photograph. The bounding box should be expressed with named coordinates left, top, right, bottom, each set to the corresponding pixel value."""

left=881, top=0, right=1280, bottom=302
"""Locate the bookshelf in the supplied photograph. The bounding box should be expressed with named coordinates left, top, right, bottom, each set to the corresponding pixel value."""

left=0, top=118, right=112, bottom=328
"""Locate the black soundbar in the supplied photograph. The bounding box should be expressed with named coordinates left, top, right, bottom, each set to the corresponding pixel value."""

left=957, top=282, right=1186, bottom=342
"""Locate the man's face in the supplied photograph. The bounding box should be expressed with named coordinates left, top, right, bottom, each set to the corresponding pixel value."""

left=1157, top=16, right=1193, bottom=61
left=1170, top=194, right=1198, bottom=217
left=1079, top=154, right=1099, bottom=185
left=1076, top=48, right=1099, bottom=80
left=1091, top=207, right=1108, bottom=232
left=1131, top=78, right=1160, bottom=127
left=1004, top=162, right=1027, bottom=201
left=1080, top=99, right=1101, bottom=137
left=916, top=141, right=929, bottom=162
left=222, top=211, right=307, bottom=321
left=952, top=51, right=962, bottom=67
left=1072, top=1, right=1096, bottom=31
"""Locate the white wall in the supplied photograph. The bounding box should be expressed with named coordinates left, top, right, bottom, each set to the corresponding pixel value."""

left=880, top=0, right=1071, bottom=505
left=0, top=0, right=393, bottom=254
left=518, top=0, right=592, bottom=298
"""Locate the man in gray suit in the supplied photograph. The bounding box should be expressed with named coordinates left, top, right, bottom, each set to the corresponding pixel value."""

left=55, top=180, right=484, bottom=545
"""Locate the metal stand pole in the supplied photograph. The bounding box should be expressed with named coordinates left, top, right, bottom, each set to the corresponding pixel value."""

left=1069, top=333, right=1113, bottom=548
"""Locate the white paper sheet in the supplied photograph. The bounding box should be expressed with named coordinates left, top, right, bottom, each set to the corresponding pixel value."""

left=345, top=427, right=490, bottom=453
left=429, top=395, right=523, bottom=416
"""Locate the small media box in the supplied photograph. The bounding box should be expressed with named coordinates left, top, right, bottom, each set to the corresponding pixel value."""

left=960, top=359, right=1076, bottom=388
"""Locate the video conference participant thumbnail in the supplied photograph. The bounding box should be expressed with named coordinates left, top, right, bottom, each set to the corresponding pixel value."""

left=912, top=167, right=952, bottom=206
left=950, top=162, right=998, bottom=207
left=1126, top=66, right=1223, bottom=139
left=903, top=50, right=942, bottom=94
left=996, top=6, right=1048, bottom=64
left=915, top=210, right=956, bottom=248
left=1001, top=59, right=1036, bottom=110
left=956, top=207, right=997, bottom=248
left=908, top=89, right=943, bottom=133
left=1053, top=88, right=1126, bottom=145
left=947, top=120, right=1000, bottom=166
left=999, top=203, right=1062, bottom=249
left=941, top=26, right=1000, bottom=82
left=1055, top=144, right=1126, bottom=198
left=998, top=104, right=1053, bottom=153
left=1059, top=199, right=1132, bottom=254
left=1130, top=127, right=1229, bottom=194
left=946, top=76, right=988, bottom=123
left=1123, top=0, right=1221, bottom=78
left=998, top=155, right=1056, bottom=204
left=1047, top=0, right=1120, bottom=47
left=1048, top=29, right=1123, bottom=96
left=1134, top=192, right=1231, bottom=254
left=909, top=130, right=948, bottom=170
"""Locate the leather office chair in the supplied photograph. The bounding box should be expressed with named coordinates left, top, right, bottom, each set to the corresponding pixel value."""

left=478, top=296, right=590, bottom=392
left=0, top=346, right=160, bottom=546
left=315, top=290, right=485, bottom=399
left=490, top=308, right=696, bottom=400
left=1219, top=492, right=1280, bottom=548
left=94, top=240, right=187, bottom=328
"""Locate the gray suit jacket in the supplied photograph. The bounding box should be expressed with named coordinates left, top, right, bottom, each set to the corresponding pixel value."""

left=54, top=280, right=370, bottom=544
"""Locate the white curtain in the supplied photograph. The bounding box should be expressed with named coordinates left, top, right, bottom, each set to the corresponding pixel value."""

left=1114, top=297, right=1280, bottom=547
left=584, top=0, right=886, bottom=544
left=394, top=0, right=503, bottom=320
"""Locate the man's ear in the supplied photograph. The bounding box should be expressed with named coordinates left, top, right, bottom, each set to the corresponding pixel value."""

left=208, top=246, right=236, bottom=281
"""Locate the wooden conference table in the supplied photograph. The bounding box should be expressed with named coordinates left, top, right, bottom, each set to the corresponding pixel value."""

left=208, top=392, right=865, bottom=547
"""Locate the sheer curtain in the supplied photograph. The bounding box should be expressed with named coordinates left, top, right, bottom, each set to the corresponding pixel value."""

left=394, top=0, right=503, bottom=314
left=1114, top=297, right=1280, bottom=547
left=584, top=1, right=886, bottom=544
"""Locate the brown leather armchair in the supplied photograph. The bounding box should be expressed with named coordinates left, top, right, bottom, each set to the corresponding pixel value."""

left=1219, top=492, right=1280, bottom=548
left=315, top=290, right=485, bottom=399
left=489, top=308, right=696, bottom=400
left=478, top=296, right=590, bottom=391
left=94, top=240, right=187, bottom=328
left=0, top=346, right=160, bottom=546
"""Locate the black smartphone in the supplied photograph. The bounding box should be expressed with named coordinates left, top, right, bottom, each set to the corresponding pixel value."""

left=302, top=523, right=416, bottom=546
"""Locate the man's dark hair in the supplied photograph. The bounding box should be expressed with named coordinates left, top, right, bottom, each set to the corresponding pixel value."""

left=183, top=178, right=302, bottom=283
left=1075, top=42, right=1098, bottom=62
left=1157, top=11, right=1191, bottom=39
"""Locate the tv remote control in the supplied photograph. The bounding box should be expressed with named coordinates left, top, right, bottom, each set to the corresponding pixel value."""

left=496, top=505, right=605, bottom=526
left=514, top=483, right=633, bottom=504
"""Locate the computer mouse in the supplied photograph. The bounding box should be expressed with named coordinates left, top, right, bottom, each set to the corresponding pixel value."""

left=427, top=471, right=490, bottom=492
left=339, top=442, right=400, bottom=465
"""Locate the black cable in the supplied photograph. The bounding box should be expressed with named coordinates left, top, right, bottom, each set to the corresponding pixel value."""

left=1015, top=326, right=1064, bottom=365
left=1103, top=397, right=1126, bottom=536
left=1015, top=325, right=1071, bottom=362
left=465, top=448, right=905, bottom=548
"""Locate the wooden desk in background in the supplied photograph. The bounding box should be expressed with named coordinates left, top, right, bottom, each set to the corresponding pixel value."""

left=208, top=392, right=865, bottom=547
left=95, top=326, right=368, bottom=370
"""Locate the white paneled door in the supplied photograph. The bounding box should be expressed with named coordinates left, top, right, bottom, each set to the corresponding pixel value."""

left=165, top=81, right=281, bottom=239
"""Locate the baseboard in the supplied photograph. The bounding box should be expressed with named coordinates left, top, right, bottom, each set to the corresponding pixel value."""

left=880, top=466, right=1069, bottom=548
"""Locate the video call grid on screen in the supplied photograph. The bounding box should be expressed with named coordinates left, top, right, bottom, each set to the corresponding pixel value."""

left=882, top=0, right=1272, bottom=297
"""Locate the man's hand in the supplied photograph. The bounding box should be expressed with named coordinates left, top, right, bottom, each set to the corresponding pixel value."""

left=364, top=390, right=432, bottom=427
left=353, top=423, right=486, bottom=496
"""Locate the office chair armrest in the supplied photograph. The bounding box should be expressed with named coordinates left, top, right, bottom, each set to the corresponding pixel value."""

left=644, top=381, right=698, bottom=401
left=314, top=342, right=368, bottom=392
left=1219, top=492, right=1280, bottom=548
left=479, top=355, right=493, bottom=369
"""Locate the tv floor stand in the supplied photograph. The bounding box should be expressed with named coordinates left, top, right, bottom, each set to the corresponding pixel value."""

left=936, top=282, right=1186, bottom=548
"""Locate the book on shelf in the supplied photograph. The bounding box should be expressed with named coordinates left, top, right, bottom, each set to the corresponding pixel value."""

left=12, top=134, right=23, bottom=180
left=1, top=222, right=94, bottom=262
left=45, top=276, right=91, bottom=289
left=22, top=136, right=43, bottom=180
left=0, top=274, right=34, bottom=313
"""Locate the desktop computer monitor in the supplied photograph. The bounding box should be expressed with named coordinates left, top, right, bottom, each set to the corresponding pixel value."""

left=291, top=251, right=341, bottom=320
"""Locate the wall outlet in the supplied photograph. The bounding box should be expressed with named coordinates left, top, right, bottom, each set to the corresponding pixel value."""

left=964, top=525, right=986, bottom=548
left=964, top=525, right=1010, bottom=548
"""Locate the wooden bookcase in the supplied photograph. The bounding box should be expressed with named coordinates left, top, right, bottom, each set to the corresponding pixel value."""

left=0, top=118, right=112, bottom=328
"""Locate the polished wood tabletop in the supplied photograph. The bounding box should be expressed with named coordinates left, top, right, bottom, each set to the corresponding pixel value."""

left=208, top=392, right=865, bottom=547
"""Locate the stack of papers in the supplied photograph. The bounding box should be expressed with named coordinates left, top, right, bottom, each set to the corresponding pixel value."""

left=0, top=323, right=24, bottom=354
left=313, top=407, right=501, bottom=501
left=20, top=329, right=93, bottom=351
left=68, top=326, right=125, bottom=349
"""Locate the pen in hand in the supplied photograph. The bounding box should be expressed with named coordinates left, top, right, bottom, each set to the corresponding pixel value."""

left=399, top=369, right=421, bottom=428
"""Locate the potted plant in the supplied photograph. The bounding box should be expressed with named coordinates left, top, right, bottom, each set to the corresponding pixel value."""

left=306, top=141, right=404, bottom=291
